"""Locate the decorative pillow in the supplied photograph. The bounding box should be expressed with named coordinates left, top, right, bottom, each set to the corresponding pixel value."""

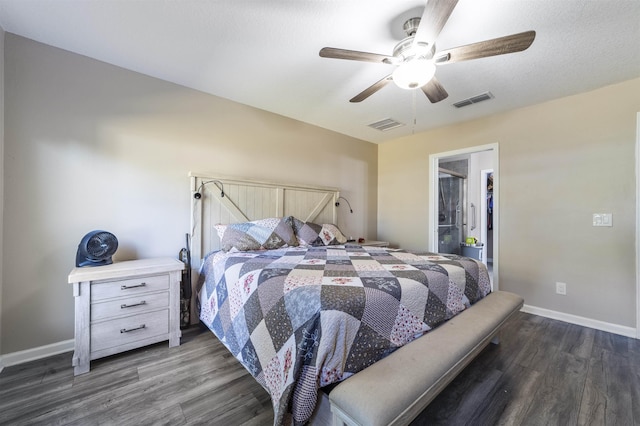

left=291, top=217, right=348, bottom=246
left=214, top=224, right=227, bottom=241
left=214, top=217, right=297, bottom=251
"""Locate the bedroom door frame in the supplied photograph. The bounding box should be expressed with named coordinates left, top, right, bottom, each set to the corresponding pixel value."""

left=429, top=143, right=499, bottom=290
left=636, top=112, right=640, bottom=339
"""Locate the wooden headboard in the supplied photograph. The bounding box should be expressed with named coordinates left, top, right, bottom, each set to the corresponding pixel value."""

left=189, top=173, right=340, bottom=267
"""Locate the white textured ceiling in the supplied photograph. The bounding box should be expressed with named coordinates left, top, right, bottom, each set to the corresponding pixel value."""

left=0, top=0, right=639, bottom=143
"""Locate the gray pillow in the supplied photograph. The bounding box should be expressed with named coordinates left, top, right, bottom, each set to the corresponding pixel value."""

left=291, top=217, right=347, bottom=246
left=214, top=217, right=297, bottom=251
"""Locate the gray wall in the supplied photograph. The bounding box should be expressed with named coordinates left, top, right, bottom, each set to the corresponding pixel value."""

left=1, top=34, right=378, bottom=354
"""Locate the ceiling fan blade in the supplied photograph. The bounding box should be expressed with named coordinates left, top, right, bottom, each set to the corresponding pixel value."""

left=413, top=0, right=459, bottom=49
left=320, top=47, right=397, bottom=64
left=421, top=77, right=449, bottom=103
left=350, top=75, right=393, bottom=103
left=435, top=31, right=536, bottom=64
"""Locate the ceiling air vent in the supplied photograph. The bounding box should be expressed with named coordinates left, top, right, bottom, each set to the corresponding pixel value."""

left=368, top=118, right=405, bottom=132
left=453, top=92, right=494, bottom=108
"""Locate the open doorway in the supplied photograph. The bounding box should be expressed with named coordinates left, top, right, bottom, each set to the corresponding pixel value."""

left=480, top=169, right=494, bottom=265
left=438, top=166, right=467, bottom=255
left=429, top=144, right=499, bottom=290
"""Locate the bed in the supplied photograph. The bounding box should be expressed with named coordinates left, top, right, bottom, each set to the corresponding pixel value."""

left=189, top=174, right=522, bottom=426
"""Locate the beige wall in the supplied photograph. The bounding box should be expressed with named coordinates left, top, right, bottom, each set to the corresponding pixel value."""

left=1, top=34, right=377, bottom=354
left=379, top=77, right=640, bottom=328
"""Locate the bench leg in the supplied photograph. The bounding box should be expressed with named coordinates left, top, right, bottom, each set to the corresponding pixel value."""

left=332, top=413, right=346, bottom=426
left=330, top=404, right=359, bottom=426
left=491, top=333, right=501, bottom=345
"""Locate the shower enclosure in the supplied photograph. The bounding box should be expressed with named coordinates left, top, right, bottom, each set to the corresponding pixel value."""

left=437, top=167, right=467, bottom=255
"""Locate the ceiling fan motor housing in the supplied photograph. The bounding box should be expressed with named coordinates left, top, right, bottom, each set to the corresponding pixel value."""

left=403, top=17, right=421, bottom=36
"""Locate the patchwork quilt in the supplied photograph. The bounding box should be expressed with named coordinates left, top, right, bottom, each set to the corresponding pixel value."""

left=198, top=245, right=491, bottom=425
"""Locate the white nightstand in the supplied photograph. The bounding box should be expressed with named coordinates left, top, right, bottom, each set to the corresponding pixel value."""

left=68, top=257, right=184, bottom=375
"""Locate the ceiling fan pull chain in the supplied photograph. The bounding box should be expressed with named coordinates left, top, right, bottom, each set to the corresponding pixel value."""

left=412, top=90, right=417, bottom=134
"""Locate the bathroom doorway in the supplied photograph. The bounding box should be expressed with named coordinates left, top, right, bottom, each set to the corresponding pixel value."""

left=429, top=144, right=499, bottom=290
left=438, top=165, right=467, bottom=255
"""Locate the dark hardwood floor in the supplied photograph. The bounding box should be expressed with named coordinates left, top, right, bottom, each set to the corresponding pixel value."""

left=1, top=312, right=638, bottom=425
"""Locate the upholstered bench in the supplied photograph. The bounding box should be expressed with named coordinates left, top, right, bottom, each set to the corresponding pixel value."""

left=326, top=291, right=524, bottom=426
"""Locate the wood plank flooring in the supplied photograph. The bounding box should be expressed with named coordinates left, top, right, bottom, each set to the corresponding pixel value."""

left=1, top=312, right=638, bottom=425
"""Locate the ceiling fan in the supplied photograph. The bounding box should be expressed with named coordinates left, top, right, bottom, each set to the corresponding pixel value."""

left=319, top=0, right=535, bottom=103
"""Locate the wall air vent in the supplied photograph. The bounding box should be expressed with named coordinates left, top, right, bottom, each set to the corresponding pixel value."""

left=453, top=92, right=494, bottom=108
left=368, top=118, right=405, bottom=132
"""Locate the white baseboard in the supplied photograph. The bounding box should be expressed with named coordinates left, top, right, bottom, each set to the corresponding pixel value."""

left=0, top=339, right=74, bottom=370
left=521, top=304, right=637, bottom=339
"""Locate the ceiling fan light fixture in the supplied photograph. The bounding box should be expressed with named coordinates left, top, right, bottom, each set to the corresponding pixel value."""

left=392, top=59, right=436, bottom=90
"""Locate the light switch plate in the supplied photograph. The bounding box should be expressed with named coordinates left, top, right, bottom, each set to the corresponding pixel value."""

left=593, top=213, right=612, bottom=227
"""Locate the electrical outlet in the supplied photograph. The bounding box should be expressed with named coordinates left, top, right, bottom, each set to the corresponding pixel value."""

left=556, top=282, right=567, bottom=295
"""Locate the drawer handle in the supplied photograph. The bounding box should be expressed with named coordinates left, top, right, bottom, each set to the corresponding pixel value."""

left=120, top=301, right=146, bottom=309
left=120, top=324, right=146, bottom=333
left=121, top=282, right=146, bottom=290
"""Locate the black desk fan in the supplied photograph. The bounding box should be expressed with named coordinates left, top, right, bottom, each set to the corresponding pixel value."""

left=76, top=230, right=118, bottom=267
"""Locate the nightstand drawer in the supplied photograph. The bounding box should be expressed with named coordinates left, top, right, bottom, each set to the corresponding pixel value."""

left=91, top=274, right=169, bottom=301
left=91, top=310, right=169, bottom=353
left=91, top=292, right=169, bottom=321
